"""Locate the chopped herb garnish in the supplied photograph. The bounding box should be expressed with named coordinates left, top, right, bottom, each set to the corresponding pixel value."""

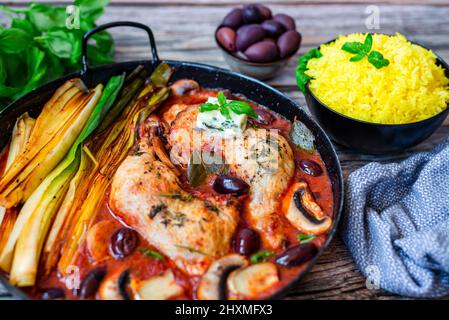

left=175, top=245, right=209, bottom=256
left=250, top=250, right=275, bottom=264
left=204, top=201, right=219, bottom=213
left=297, top=233, right=316, bottom=244
left=139, top=247, right=165, bottom=261
left=149, top=204, right=167, bottom=219
left=200, top=91, right=257, bottom=119
left=158, top=193, right=193, bottom=202
left=204, top=123, right=224, bottom=131
left=341, top=34, right=389, bottom=69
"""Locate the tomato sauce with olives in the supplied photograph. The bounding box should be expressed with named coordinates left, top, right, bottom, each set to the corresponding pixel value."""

left=3, top=89, right=333, bottom=300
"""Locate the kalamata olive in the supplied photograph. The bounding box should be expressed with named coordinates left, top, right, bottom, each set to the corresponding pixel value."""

left=244, top=40, right=279, bottom=63
left=213, top=175, right=250, bottom=195
left=236, top=24, right=265, bottom=52
left=299, top=159, right=323, bottom=177
left=234, top=228, right=260, bottom=255
left=242, top=4, right=264, bottom=24
left=249, top=108, right=274, bottom=125
left=41, top=288, right=65, bottom=300
left=256, top=4, right=272, bottom=20
left=222, top=8, right=244, bottom=29
left=277, top=30, right=302, bottom=58
left=80, top=267, right=106, bottom=298
left=110, top=228, right=139, bottom=259
left=262, top=37, right=276, bottom=45
left=216, top=27, right=236, bottom=52
left=275, top=243, right=317, bottom=267
left=273, top=13, right=296, bottom=30
left=261, top=20, right=286, bottom=38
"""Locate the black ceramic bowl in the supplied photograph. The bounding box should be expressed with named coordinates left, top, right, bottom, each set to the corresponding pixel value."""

left=305, top=39, right=449, bottom=154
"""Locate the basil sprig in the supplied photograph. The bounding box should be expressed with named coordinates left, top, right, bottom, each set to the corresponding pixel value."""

left=295, top=48, right=323, bottom=94
left=200, top=91, right=257, bottom=119
left=341, top=34, right=389, bottom=69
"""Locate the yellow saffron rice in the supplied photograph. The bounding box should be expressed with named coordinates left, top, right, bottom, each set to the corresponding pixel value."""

left=306, top=33, right=449, bottom=124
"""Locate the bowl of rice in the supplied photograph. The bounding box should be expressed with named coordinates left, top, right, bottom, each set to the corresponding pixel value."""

left=298, top=33, right=449, bottom=153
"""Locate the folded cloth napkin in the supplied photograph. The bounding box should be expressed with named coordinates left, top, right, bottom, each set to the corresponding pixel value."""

left=341, top=136, right=449, bottom=298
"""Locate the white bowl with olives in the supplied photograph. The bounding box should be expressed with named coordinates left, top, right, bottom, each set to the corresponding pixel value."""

left=215, top=4, right=302, bottom=80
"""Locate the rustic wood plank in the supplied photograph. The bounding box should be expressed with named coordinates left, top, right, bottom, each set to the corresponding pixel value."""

left=0, top=2, right=449, bottom=300
left=6, top=0, right=449, bottom=6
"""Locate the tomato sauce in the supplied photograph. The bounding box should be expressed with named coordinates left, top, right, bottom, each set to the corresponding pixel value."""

left=3, top=88, right=334, bottom=300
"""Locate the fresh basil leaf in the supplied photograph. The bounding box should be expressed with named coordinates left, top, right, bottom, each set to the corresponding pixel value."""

left=296, top=72, right=310, bottom=95
left=13, top=47, right=47, bottom=100
left=217, top=91, right=227, bottom=107
left=219, top=104, right=231, bottom=120
left=2, top=53, right=27, bottom=87
left=25, top=3, right=66, bottom=32
left=75, top=0, right=109, bottom=21
left=228, top=100, right=258, bottom=118
left=0, top=56, right=6, bottom=84
left=35, top=29, right=75, bottom=59
left=363, top=33, right=373, bottom=53
left=295, top=48, right=322, bottom=94
left=200, top=102, right=220, bottom=112
left=86, top=45, right=115, bottom=66
left=350, top=53, right=365, bottom=62
left=11, top=18, right=36, bottom=35
left=0, top=28, right=32, bottom=54
left=341, top=41, right=365, bottom=54
left=368, top=50, right=390, bottom=69
left=93, top=31, right=114, bottom=56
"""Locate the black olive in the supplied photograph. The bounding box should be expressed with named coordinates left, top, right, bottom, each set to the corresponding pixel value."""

left=110, top=228, right=139, bottom=259
left=299, top=159, right=323, bottom=177
left=41, top=288, right=65, bottom=300
left=234, top=228, right=260, bottom=255
left=242, top=4, right=264, bottom=24
left=213, top=175, right=250, bottom=195
left=222, top=8, right=244, bottom=29
left=275, top=243, right=317, bottom=267
left=80, top=267, right=106, bottom=299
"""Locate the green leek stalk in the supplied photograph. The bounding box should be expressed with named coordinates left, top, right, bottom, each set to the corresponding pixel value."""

left=0, top=80, right=88, bottom=208
left=0, top=113, right=35, bottom=227
left=0, top=82, right=103, bottom=273
left=58, top=63, right=173, bottom=275
left=6, top=75, right=125, bottom=285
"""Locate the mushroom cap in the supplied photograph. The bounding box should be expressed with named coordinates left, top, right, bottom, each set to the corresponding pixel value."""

left=197, top=254, right=247, bottom=300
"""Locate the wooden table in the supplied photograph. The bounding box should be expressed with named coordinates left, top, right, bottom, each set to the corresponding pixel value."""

left=1, top=0, right=449, bottom=300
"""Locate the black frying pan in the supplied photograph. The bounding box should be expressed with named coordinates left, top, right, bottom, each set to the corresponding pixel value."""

left=0, top=22, right=343, bottom=300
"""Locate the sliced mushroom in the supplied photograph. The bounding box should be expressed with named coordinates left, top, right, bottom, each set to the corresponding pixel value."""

left=227, top=262, right=279, bottom=298
left=99, top=270, right=131, bottom=300
left=145, top=117, right=180, bottom=176
left=133, top=269, right=184, bottom=300
left=170, top=79, right=200, bottom=96
left=285, top=182, right=331, bottom=235
left=86, top=220, right=117, bottom=262
left=197, top=254, right=247, bottom=300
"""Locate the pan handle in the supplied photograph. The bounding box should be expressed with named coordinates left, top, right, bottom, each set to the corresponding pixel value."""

left=81, top=21, right=160, bottom=84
